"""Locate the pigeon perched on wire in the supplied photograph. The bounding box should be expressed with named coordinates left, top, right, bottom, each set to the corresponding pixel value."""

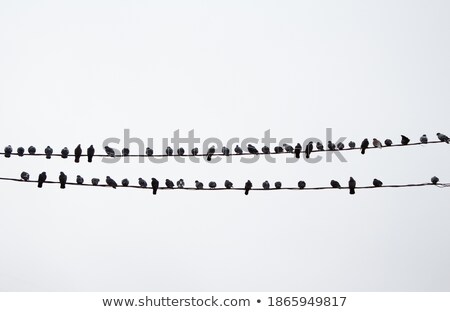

left=437, top=133, right=449, bottom=143
left=316, top=142, right=324, bottom=151
left=348, top=141, right=356, bottom=149
left=234, top=145, right=243, bottom=155
left=327, top=141, right=336, bottom=151
left=206, top=145, right=215, bottom=161
left=401, top=135, right=410, bottom=145
left=122, top=148, right=130, bottom=157
left=4, top=145, right=12, bottom=158
left=373, top=179, right=383, bottom=187
left=74, top=144, right=82, bottom=162
left=360, top=139, right=369, bottom=154
left=274, top=146, right=283, bottom=153
left=224, top=180, right=233, bottom=189
left=330, top=180, right=341, bottom=188
left=298, top=181, right=306, bottom=189
left=45, top=146, right=53, bottom=159
left=61, top=147, right=69, bottom=159
left=177, top=179, right=185, bottom=188
left=177, top=147, right=185, bottom=156
left=146, top=147, right=154, bottom=156
left=59, top=172, right=67, bottom=189
left=195, top=180, right=204, bottom=189
left=151, top=178, right=159, bottom=195
left=244, top=180, right=252, bottom=195
left=106, top=176, right=117, bottom=188
left=384, top=139, right=393, bottom=146
left=373, top=138, right=382, bottom=148
left=166, top=179, right=174, bottom=189
left=28, top=146, right=36, bottom=155
left=91, top=178, right=100, bottom=186
left=17, top=147, right=25, bottom=157
left=296, top=143, right=304, bottom=159
left=348, top=177, right=356, bottom=195
left=76, top=175, right=84, bottom=185
left=138, top=178, right=147, bottom=188
left=283, top=144, right=294, bottom=153
left=165, top=146, right=173, bottom=156
left=209, top=181, right=217, bottom=189
left=420, top=135, right=428, bottom=144
left=431, top=176, right=439, bottom=184
left=337, top=142, right=345, bottom=150
left=191, top=147, right=199, bottom=156
left=38, top=172, right=47, bottom=188
left=87, top=145, right=95, bottom=162
left=121, top=178, right=129, bottom=187
left=274, top=181, right=282, bottom=189
left=105, top=146, right=115, bottom=157
left=21, top=171, right=30, bottom=181
left=247, top=144, right=259, bottom=154
left=222, top=146, right=230, bottom=156
left=262, top=181, right=270, bottom=190
left=262, top=146, right=270, bottom=154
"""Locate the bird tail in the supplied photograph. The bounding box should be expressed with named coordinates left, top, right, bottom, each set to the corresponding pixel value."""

left=207, top=155, right=211, bottom=161
left=306, top=153, right=309, bottom=159
left=245, top=189, right=249, bottom=195
left=75, top=157, right=80, bottom=163
left=361, top=149, right=365, bottom=155
left=38, top=182, right=43, bottom=188
left=88, top=157, right=92, bottom=163
left=153, top=189, right=157, bottom=195
left=350, top=189, right=355, bottom=195
left=46, top=156, right=51, bottom=159
left=61, top=184, right=65, bottom=189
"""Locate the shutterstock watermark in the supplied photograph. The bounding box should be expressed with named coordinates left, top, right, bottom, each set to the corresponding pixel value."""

left=101, top=129, right=347, bottom=164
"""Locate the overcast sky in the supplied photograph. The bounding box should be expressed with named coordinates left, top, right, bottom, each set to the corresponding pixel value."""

left=0, top=0, right=449, bottom=291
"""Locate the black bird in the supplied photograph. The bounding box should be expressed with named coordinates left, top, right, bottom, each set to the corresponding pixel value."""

left=74, top=144, right=82, bottom=163
left=61, top=147, right=69, bottom=159
left=262, top=181, right=270, bottom=189
left=195, top=180, right=204, bottom=189
left=373, top=179, right=383, bottom=187
left=191, top=147, right=198, bottom=156
left=177, top=147, right=185, bottom=156
left=122, top=148, right=130, bottom=157
left=177, top=179, right=184, bottom=188
left=348, top=177, right=356, bottom=195
left=21, top=171, right=30, bottom=181
left=138, top=178, right=147, bottom=188
left=209, top=181, right=217, bottom=189
left=431, top=176, right=439, bottom=184
left=274, top=146, right=283, bottom=153
left=121, top=178, right=129, bottom=187
left=87, top=145, right=95, bottom=162
left=91, top=178, right=100, bottom=186
left=420, top=135, right=428, bottom=144
left=262, top=146, right=270, bottom=154
left=166, top=179, right=175, bottom=188
left=384, top=139, right=393, bottom=146
left=360, top=138, right=369, bottom=154
left=437, top=133, right=450, bottom=143
left=28, top=146, right=36, bottom=155
left=151, top=178, right=159, bottom=195
left=222, top=146, right=230, bottom=156
left=295, top=143, right=303, bottom=159
left=165, top=146, right=173, bottom=156
left=327, top=141, right=336, bottom=151
left=348, top=141, right=356, bottom=149
left=305, top=142, right=313, bottom=159
left=274, top=181, right=282, bottom=189
left=17, top=147, right=25, bottom=156
left=38, top=172, right=47, bottom=188
left=45, top=146, right=53, bottom=159
left=283, top=144, right=294, bottom=153
left=59, top=172, right=67, bottom=189
left=76, top=175, right=84, bottom=184
left=105, top=146, right=115, bottom=157
left=298, top=181, right=306, bottom=189
left=316, top=142, right=324, bottom=151
left=337, top=142, right=345, bottom=150
left=247, top=144, right=259, bottom=154
left=234, top=145, right=243, bottom=155
left=206, top=145, right=215, bottom=161
left=106, top=176, right=117, bottom=188
left=330, top=180, right=341, bottom=188
left=244, top=180, right=252, bottom=195
left=4, top=145, right=12, bottom=157
left=224, top=180, right=233, bottom=189
left=401, top=135, right=410, bottom=145
left=146, top=147, right=153, bottom=156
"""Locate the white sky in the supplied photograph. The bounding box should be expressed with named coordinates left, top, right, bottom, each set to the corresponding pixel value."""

left=0, top=0, right=449, bottom=291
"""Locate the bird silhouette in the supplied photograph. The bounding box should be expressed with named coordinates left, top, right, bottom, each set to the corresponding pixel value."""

left=76, top=175, right=84, bottom=184
left=191, top=147, right=199, bottom=156
left=348, top=177, right=356, bottom=195
left=244, top=180, right=252, bottom=195
left=91, top=178, right=100, bottom=186
left=327, top=141, right=336, bottom=151
left=195, top=180, right=204, bottom=189
left=166, top=179, right=175, bottom=188
left=274, top=181, right=282, bottom=189
left=316, top=142, right=324, bottom=151
left=296, top=143, right=304, bottom=159
left=360, top=139, right=369, bottom=154
left=38, top=172, right=47, bottom=188
left=234, top=145, right=243, bottom=155
left=373, top=138, right=382, bottom=148
left=165, top=147, right=173, bottom=156
left=106, top=176, right=117, bottom=188
left=4, top=145, right=12, bottom=158
left=262, top=146, right=270, bottom=154
left=151, top=178, right=159, bottom=194
left=20, top=171, right=29, bottom=181
left=45, top=146, right=53, bottom=159
left=330, top=180, right=341, bottom=188
left=274, top=146, right=283, bottom=153
left=87, top=145, right=95, bottom=162
left=373, top=179, right=383, bottom=187
left=146, top=147, right=154, bottom=156
left=74, top=144, right=82, bottom=162
left=437, top=133, right=449, bottom=143
left=222, top=146, right=230, bottom=156
left=105, top=146, right=115, bottom=157
left=262, top=181, right=270, bottom=189
left=28, top=146, right=36, bottom=155
left=206, top=145, right=215, bottom=161
left=337, top=142, right=345, bottom=150
left=59, top=172, right=67, bottom=189
left=121, top=178, right=129, bottom=187
left=224, top=180, right=233, bottom=189
left=348, top=141, right=356, bottom=149
left=298, top=181, right=306, bottom=189
left=138, top=178, right=147, bottom=188
left=384, top=139, right=393, bottom=146
left=122, top=148, right=130, bottom=157
left=283, top=144, right=294, bottom=153
left=247, top=144, right=259, bottom=154
left=401, top=135, right=410, bottom=145
left=420, top=134, right=428, bottom=144
left=17, top=147, right=25, bottom=157
left=177, top=147, right=185, bottom=156
left=61, top=147, right=69, bottom=159
left=209, top=181, right=217, bottom=189
left=431, top=176, right=439, bottom=184
left=177, top=179, right=185, bottom=188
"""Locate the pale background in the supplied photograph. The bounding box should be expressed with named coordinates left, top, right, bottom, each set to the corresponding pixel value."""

left=0, top=0, right=449, bottom=291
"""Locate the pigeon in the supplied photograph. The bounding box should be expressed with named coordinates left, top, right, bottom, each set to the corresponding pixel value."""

left=327, top=141, right=336, bottom=151
left=21, top=171, right=30, bottom=181
left=244, top=180, right=252, bottom=195
left=208, top=181, right=217, bottom=189
left=262, top=181, right=270, bottom=189
left=234, top=145, right=243, bottom=155
left=4, top=145, right=12, bottom=157
left=224, top=180, right=233, bottom=189
left=337, top=142, right=345, bottom=150
left=91, top=178, right=100, bottom=186
left=74, top=144, right=82, bottom=162
left=283, top=143, right=294, bottom=153
left=166, top=179, right=174, bottom=188
left=420, top=134, right=428, bottom=144
left=122, top=148, right=130, bottom=157
left=274, top=181, right=282, bottom=189
left=348, top=177, right=356, bottom=195
left=121, top=178, right=129, bottom=187
left=28, top=146, right=36, bottom=155
left=401, top=135, right=410, bottom=145
left=59, top=172, right=67, bottom=189
left=373, top=179, right=383, bottom=187
left=348, top=141, right=356, bottom=149
left=206, top=145, right=215, bottom=161
left=384, top=139, right=393, bottom=146
left=76, top=175, right=84, bottom=185
left=17, top=147, right=25, bottom=157
left=195, top=180, right=204, bottom=189
left=274, top=146, right=283, bottom=153
left=431, top=176, right=439, bottom=184
left=222, top=146, right=230, bottom=156
left=373, top=138, right=382, bottom=148
left=87, top=145, right=95, bottom=162
left=191, top=147, right=199, bottom=156
left=165, top=146, right=173, bottom=156
left=151, top=178, right=159, bottom=195
left=177, top=147, right=185, bottom=156
left=330, top=180, right=341, bottom=188
left=138, top=178, right=147, bottom=188
left=176, top=179, right=185, bottom=188
left=105, top=146, right=115, bottom=157
left=106, top=176, right=117, bottom=188
left=247, top=144, right=259, bottom=154
left=316, top=142, right=324, bottom=151
left=146, top=147, right=154, bottom=156
left=61, top=147, right=69, bottom=159
left=360, top=139, right=369, bottom=154
left=38, top=172, right=47, bottom=188
left=262, top=146, right=270, bottom=154
left=45, top=146, right=53, bottom=159
left=437, top=133, right=449, bottom=143
left=296, top=143, right=303, bottom=159
left=298, top=181, right=306, bottom=189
